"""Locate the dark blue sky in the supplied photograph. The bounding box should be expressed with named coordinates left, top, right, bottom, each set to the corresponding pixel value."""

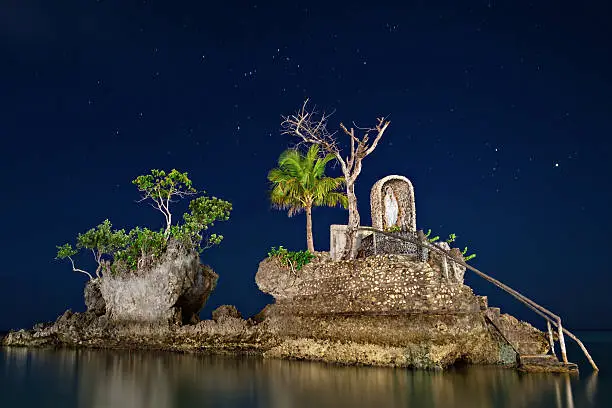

left=1, top=0, right=611, bottom=331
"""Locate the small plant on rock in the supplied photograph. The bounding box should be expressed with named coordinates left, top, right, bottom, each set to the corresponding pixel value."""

left=384, top=225, right=402, bottom=233
left=423, top=229, right=477, bottom=263
left=424, top=229, right=440, bottom=243
left=268, top=246, right=315, bottom=274
left=462, top=246, right=477, bottom=262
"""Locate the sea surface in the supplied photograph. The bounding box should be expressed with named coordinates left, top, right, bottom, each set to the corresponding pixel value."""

left=1, top=332, right=611, bottom=408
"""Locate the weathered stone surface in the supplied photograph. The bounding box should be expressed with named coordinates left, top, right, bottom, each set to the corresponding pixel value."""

left=84, top=279, right=106, bottom=316
left=257, top=254, right=479, bottom=314
left=253, top=253, right=543, bottom=369
left=485, top=309, right=549, bottom=355
left=329, top=225, right=373, bottom=261
left=252, top=304, right=275, bottom=323
left=100, top=241, right=218, bottom=325
left=2, top=307, right=268, bottom=353
left=427, top=241, right=466, bottom=284
left=261, top=306, right=503, bottom=369
left=174, top=265, right=218, bottom=324
left=212, top=305, right=242, bottom=322
left=518, top=354, right=578, bottom=373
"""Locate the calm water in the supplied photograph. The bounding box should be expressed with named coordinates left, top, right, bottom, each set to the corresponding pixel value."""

left=1, top=332, right=611, bottom=408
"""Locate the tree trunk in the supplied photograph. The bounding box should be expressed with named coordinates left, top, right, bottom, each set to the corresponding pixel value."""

left=305, top=205, right=315, bottom=254
left=342, top=181, right=360, bottom=260
left=164, top=213, right=172, bottom=238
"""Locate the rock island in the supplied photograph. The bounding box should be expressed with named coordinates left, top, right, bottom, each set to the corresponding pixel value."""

left=2, top=106, right=596, bottom=373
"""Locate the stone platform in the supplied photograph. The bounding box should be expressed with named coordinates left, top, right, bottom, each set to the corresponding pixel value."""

left=255, top=253, right=549, bottom=369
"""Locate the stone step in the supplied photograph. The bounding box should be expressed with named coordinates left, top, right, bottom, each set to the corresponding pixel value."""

left=518, top=354, right=579, bottom=373
left=519, top=354, right=559, bottom=365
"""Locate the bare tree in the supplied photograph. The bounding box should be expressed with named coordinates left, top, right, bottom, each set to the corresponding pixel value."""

left=281, top=100, right=390, bottom=260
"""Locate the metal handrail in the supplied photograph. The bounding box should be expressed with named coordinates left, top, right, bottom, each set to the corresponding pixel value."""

left=356, top=226, right=599, bottom=371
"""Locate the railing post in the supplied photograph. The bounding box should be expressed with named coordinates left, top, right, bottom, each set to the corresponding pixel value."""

left=442, top=256, right=449, bottom=280
left=416, top=230, right=426, bottom=262
left=547, top=320, right=556, bottom=357
left=558, top=319, right=569, bottom=364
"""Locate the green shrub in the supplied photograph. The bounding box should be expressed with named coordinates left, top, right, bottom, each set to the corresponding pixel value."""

left=384, top=225, right=402, bottom=233
left=114, top=227, right=167, bottom=271
left=268, top=246, right=314, bottom=272
left=424, top=229, right=477, bottom=263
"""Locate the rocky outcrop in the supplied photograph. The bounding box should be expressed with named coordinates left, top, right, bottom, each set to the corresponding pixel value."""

left=255, top=254, right=548, bottom=369
left=3, top=241, right=221, bottom=348
left=99, top=241, right=218, bottom=325
left=212, top=305, right=242, bottom=322
left=84, top=279, right=106, bottom=316
left=1, top=308, right=266, bottom=353
left=485, top=308, right=549, bottom=355
left=256, top=253, right=480, bottom=315
left=3, top=252, right=548, bottom=371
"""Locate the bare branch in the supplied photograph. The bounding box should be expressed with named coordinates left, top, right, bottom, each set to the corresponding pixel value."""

left=68, top=256, right=93, bottom=280
left=364, top=117, right=390, bottom=157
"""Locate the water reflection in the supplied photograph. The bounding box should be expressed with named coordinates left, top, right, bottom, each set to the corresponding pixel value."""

left=0, top=348, right=598, bottom=408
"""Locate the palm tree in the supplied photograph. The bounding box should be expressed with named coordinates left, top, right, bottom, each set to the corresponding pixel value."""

left=268, top=145, right=348, bottom=253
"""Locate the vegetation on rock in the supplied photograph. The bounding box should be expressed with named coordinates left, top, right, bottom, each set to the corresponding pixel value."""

left=268, top=246, right=315, bottom=273
left=424, top=229, right=476, bottom=262
left=56, top=169, right=232, bottom=279
left=133, top=169, right=197, bottom=238
left=268, top=145, right=347, bottom=253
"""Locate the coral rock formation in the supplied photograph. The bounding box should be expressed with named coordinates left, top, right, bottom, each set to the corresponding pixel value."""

left=99, top=241, right=218, bottom=325
left=3, top=251, right=548, bottom=371
left=255, top=253, right=548, bottom=369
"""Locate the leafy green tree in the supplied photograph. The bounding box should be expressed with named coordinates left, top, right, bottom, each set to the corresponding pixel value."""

left=133, top=169, right=197, bottom=238
left=76, top=219, right=129, bottom=277
left=268, top=145, right=348, bottom=253
left=114, top=194, right=232, bottom=271
left=56, top=220, right=128, bottom=280
left=180, top=195, right=232, bottom=252
left=57, top=170, right=232, bottom=277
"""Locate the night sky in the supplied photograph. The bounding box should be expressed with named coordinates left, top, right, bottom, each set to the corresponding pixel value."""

left=1, top=0, right=611, bottom=332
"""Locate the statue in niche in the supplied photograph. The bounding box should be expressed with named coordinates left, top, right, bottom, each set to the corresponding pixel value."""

left=370, top=175, right=417, bottom=233
left=383, top=186, right=399, bottom=228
